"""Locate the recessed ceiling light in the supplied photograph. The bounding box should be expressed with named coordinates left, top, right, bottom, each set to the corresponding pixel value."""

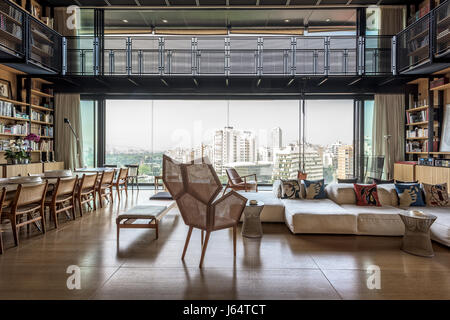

left=122, top=19, right=128, bottom=23
left=162, top=19, right=168, bottom=23
left=284, top=19, right=290, bottom=23
left=326, top=18, right=331, bottom=22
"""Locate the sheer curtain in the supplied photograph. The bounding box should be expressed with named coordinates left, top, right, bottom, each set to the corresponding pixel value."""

left=372, top=94, right=405, bottom=180
left=55, top=94, right=84, bottom=169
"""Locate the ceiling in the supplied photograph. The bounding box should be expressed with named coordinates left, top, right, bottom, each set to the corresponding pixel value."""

left=101, top=8, right=357, bottom=29
left=43, top=0, right=418, bottom=8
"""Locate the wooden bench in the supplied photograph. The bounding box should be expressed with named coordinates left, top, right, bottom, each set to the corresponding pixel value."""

left=116, top=204, right=174, bottom=242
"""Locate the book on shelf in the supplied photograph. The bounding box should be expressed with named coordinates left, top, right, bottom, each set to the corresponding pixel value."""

left=0, top=123, right=28, bottom=135
left=406, top=109, right=429, bottom=123
left=407, top=127, right=428, bottom=138
left=31, top=110, right=53, bottom=123
left=406, top=137, right=440, bottom=153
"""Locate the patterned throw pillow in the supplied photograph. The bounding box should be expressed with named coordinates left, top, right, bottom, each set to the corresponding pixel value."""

left=280, top=179, right=302, bottom=199
left=422, top=183, right=449, bottom=207
left=304, top=179, right=326, bottom=199
left=353, top=183, right=381, bottom=206
left=395, top=183, right=425, bottom=207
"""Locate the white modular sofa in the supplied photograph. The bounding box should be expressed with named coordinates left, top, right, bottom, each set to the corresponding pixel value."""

left=238, top=182, right=450, bottom=247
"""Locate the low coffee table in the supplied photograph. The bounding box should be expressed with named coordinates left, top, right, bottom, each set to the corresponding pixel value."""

left=242, top=200, right=264, bottom=238
left=399, top=210, right=437, bottom=257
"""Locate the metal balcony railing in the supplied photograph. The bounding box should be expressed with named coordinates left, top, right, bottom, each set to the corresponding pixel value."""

left=0, top=0, right=62, bottom=72
left=64, top=35, right=393, bottom=77
left=435, top=0, right=450, bottom=57
left=394, top=0, right=450, bottom=73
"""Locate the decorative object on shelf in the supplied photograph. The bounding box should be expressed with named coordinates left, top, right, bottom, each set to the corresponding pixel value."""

left=430, top=77, right=448, bottom=89
left=418, top=157, right=435, bottom=166
left=440, top=104, right=450, bottom=152
left=0, top=79, right=12, bottom=98
left=4, top=138, right=31, bottom=164
left=435, top=159, right=450, bottom=168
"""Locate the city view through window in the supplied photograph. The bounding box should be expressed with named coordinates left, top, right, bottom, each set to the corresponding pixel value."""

left=102, top=100, right=354, bottom=184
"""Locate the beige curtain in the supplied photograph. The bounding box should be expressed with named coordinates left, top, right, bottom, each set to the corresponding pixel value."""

left=55, top=94, right=84, bottom=170
left=372, top=94, right=405, bottom=180
left=380, top=7, right=405, bottom=35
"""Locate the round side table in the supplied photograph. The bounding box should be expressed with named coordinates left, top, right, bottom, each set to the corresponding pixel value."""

left=242, top=201, right=264, bottom=238
left=399, top=211, right=437, bottom=257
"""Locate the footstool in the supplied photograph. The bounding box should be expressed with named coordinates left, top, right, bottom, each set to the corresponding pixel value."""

left=116, top=204, right=173, bottom=242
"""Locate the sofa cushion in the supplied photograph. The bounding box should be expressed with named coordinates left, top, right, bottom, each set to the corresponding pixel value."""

left=282, top=198, right=357, bottom=234
left=238, top=191, right=285, bottom=222
left=304, top=179, right=326, bottom=199
left=395, top=183, right=425, bottom=207
left=376, top=184, right=399, bottom=207
left=280, top=179, right=303, bottom=199
left=373, top=178, right=395, bottom=184
left=353, top=183, right=381, bottom=206
left=341, top=204, right=405, bottom=236
left=325, top=183, right=355, bottom=205
left=422, top=183, right=449, bottom=207
left=406, top=207, right=450, bottom=247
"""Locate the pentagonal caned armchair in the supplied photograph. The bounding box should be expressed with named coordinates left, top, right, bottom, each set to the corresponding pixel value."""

left=162, top=155, right=247, bottom=268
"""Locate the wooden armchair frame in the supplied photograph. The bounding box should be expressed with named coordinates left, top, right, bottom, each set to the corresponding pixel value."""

left=45, top=177, right=78, bottom=228
left=97, top=170, right=115, bottom=208
left=3, top=182, right=48, bottom=246
left=223, top=169, right=258, bottom=195
left=76, top=173, right=98, bottom=217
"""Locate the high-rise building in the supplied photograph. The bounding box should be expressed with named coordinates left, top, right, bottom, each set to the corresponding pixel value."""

left=271, top=127, right=283, bottom=149
left=213, top=127, right=256, bottom=175
left=337, top=145, right=354, bottom=179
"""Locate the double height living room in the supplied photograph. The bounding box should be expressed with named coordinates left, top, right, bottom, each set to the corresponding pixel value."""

left=0, top=0, right=449, bottom=302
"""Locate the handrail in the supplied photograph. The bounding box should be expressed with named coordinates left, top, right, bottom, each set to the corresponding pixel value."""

left=64, top=35, right=392, bottom=77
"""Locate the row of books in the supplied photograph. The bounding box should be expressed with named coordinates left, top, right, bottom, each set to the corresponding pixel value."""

left=406, top=128, right=428, bottom=138
left=31, top=124, right=53, bottom=137
left=29, top=139, right=53, bottom=152
left=406, top=138, right=440, bottom=153
left=0, top=123, right=28, bottom=135
left=31, top=110, right=53, bottom=123
left=406, top=109, right=429, bottom=124
left=0, top=139, right=12, bottom=151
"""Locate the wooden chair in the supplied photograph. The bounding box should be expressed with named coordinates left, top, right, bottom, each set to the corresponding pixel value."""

left=76, top=173, right=98, bottom=217
left=223, top=168, right=258, bottom=195
left=125, top=164, right=140, bottom=190
left=2, top=182, right=48, bottom=246
left=97, top=170, right=115, bottom=208
left=114, top=168, right=129, bottom=201
left=0, top=188, right=6, bottom=254
left=163, top=155, right=247, bottom=268
left=45, top=177, right=78, bottom=228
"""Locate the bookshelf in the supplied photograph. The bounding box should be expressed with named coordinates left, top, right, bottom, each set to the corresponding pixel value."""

left=0, top=64, right=55, bottom=164
left=405, top=78, right=438, bottom=155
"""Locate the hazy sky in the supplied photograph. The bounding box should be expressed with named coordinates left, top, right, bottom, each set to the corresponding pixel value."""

left=105, top=99, right=353, bottom=152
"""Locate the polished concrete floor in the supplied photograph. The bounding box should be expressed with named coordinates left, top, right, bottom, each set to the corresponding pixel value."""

left=0, top=190, right=449, bottom=300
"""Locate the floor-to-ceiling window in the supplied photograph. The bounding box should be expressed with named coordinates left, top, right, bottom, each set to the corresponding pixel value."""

left=304, top=100, right=354, bottom=183
left=102, top=98, right=358, bottom=185
left=80, top=100, right=97, bottom=167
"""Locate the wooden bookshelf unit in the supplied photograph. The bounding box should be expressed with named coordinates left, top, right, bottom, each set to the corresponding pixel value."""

left=0, top=64, right=56, bottom=165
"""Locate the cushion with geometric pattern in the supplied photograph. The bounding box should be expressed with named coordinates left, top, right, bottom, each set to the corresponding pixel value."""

left=353, top=183, right=381, bottom=206
left=422, top=183, right=449, bottom=207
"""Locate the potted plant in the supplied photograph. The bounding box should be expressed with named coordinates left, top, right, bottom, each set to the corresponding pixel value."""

left=3, top=137, right=36, bottom=164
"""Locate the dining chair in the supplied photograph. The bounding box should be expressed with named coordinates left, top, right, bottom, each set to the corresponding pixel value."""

left=223, top=168, right=258, bottom=195
left=114, top=168, right=129, bottom=201
left=163, top=155, right=247, bottom=268
left=97, top=170, right=115, bottom=208
left=0, top=187, right=6, bottom=254
left=2, top=182, right=48, bottom=246
left=76, top=173, right=98, bottom=217
left=44, top=177, right=78, bottom=228
left=125, top=164, right=140, bottom=190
